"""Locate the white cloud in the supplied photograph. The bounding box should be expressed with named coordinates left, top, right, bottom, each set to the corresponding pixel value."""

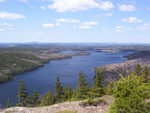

left=56, top=18, right=80, bottom=24
left=80, top=21, right=98, bottom=29
left=0, top=23, right=14, bottom=27
left=136, top=24, right=150, bottom=31
left=115, top=25, right=123, bottom=32
left=0, top=12, right=26, bottom=20
left=122, top=17, right=142, bottom=24
left=98, top=1, right=114, bottom=11
left=42, top=19, right=98, bottom=29
left=42, top=23, right=57, bottom=28
left=119, top=4, right=136, bottom=12
left=0, top=22, right=15, bottom=31
left=40, top=6, right=47, bottom=10
left=48, top=0, right=114, bottom=12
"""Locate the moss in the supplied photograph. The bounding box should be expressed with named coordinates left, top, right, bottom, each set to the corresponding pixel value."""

left=56, top=110, right=77, bottom=113
left=5, top=110, right=17, bottom=113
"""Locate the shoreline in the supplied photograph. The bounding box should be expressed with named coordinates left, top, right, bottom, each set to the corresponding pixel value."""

left=97, top=55, right=150, bottom=86
left=0, top=50, right=133, bottom=84
left=0, top=51, right=90, bottom=84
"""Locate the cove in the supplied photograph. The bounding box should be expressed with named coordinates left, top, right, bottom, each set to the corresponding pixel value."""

left=0, top=50, right=131, bottom=106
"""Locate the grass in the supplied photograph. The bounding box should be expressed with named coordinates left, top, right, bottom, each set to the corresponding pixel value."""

left=5, top=110, right=17, bottom=113
left=56, top=110, right=77, bottom=113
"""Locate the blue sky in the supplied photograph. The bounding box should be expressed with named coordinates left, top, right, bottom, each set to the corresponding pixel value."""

left=0, top=0, right=150, bottom=43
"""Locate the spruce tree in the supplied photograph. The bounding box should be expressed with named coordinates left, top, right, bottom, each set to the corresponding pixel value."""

left=17, top=80, right=28, bottom=106
left=90, top=68, right=104, bottom=98
left=5, top=99, right=12, bottom=108
left=94, top=68, right=103, bottom=88
left=135, top=64, right=143, bottom=76
left=142, top=66, right=150, bottom=82
left=63, top=87, right=73, bottom=101
left=55, top=77, right=64, bottom=102
left=40, top=91, right=55, bottom=106
left=75, top=72, right=89, bottom=100
left=28, top=91, right=40, bottom=107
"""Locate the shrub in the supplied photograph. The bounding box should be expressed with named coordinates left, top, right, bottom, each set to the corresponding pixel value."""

left=108, top=75, right=150, bottom=113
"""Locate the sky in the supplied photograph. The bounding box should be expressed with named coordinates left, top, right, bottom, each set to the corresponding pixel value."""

left=0, top=0, right=150, bottom=43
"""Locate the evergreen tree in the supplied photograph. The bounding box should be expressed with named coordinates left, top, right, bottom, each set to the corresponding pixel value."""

left=106, top=81, right=114, bottom=95
left=93, top=68, right=103, bottom=88
left=28, top=91, right=40, bottom=107
left=55, top=77, right=64, bottom=102
left=5, top=99, right=12, bottom=108
left=75, top=72, right=89, bottom=100
left=17, top=80, right=28, bottom=106
left=108, top=75, right=150, bottom=113
left=142, top=66, right=150, bottom=82
left=90, top=68, right=104, bottom=98
left=40, top=91, right=55, bottom=106
left=63, top=87, right=73, bottom=101
left=135, top=64, right=143, bottom=76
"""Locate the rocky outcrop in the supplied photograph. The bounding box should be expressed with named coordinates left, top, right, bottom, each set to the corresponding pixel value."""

left=0, top=96, right=113, bottom=113
left=98, top=57, right=150, bottom=86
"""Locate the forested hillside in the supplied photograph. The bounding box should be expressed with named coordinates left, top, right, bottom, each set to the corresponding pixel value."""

left=0, top=52, right=46, bottom=83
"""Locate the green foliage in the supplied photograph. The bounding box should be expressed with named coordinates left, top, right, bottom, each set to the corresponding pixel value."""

left=0, top=52, right=45, bottom=83
left=135, top=64, right=143, bottom=76
left=142, top=66, right=150, bottom=82
left=27, top=91, right=40, bottom=107
left=106, top=81, right=115, bottom=95
left=63, top=87, right=73, bottom=101
left=94, top=68, right=104, bottom=88
left=40, top=91, right=55, bottom=106
left=17, top=81, right=28, bottom=107
left=12, top=64, right=150, bottom=112
left=74, top=72, right=89, bottom=100
left=89, top=68, right=105, bottom=99
left=89, top=87, right=104, bottom=99
left=5, top=99, right=12, bottom=108
left=55, top=77, right=65, bottom=102
left=108, top=75, right=150, bottom=113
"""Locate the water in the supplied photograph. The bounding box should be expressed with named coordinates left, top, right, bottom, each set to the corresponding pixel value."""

left=0, top=50, right=131, bottom=106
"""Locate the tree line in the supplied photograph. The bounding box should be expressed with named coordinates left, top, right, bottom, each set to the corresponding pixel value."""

left=6, top=69, right=105, bottom=107
left=5, top=64, right=150, bottom=113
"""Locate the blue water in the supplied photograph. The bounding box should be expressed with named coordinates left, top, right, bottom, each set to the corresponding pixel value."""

left=0, top=51, right=131, bottom=106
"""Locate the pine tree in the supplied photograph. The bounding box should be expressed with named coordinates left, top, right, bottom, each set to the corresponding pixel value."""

left=17, top=80, right=28, bottom=106
left=142, top=66, right=150, bottom=82
left=28, top=91, right=40, bottom=107
left=90, top=68, right=104, bottom=98
left=55, top=77, right=64, bottom=102
left=5, top=99, right=12, bottom=108
left=94, top=68, right=103, bottom=88
left=63, top=87, right=73, bottom=101
left=75, top=72, right=89, bottom=100
left=135, top=64, right=143, bottom=76
left=40, top=91, right=55, bottom=106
